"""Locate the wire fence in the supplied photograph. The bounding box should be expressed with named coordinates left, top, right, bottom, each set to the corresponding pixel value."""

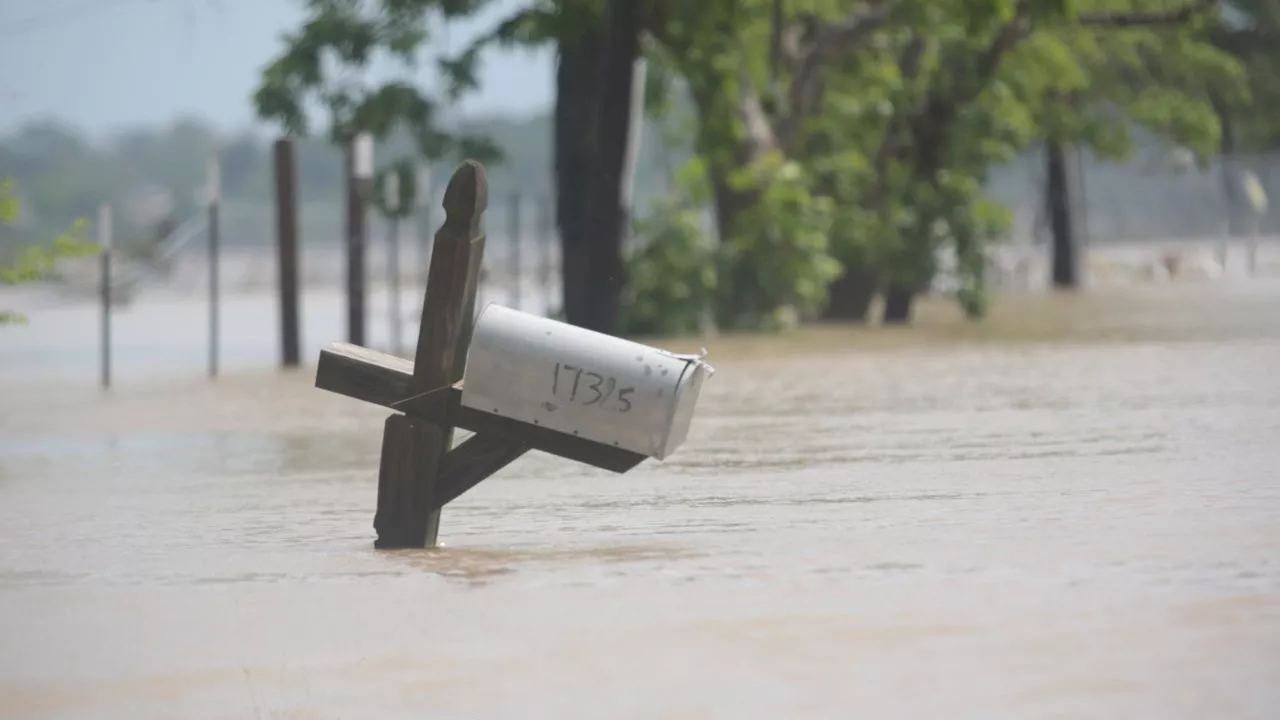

left=7, top=147, right=1279, bottom=387
left=26, top=144, right=1280, bottom=308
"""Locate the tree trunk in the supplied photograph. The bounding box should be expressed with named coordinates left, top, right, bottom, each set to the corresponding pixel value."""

left=1212, top=92, right=1240, bottom=238
left=1046, top=139, right=1078, bottom=289
left=579, top=0, right=643, bottom=333
left=692, top=74, right=776, bottom=328
left=821, top=265, right=878, bottom=322
left=554, top=31, right=601, bottom=327
left=882, top=283, right=914, bottom=324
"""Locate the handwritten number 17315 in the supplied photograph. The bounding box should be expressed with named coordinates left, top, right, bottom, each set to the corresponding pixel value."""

left=553, top=363, right=633, bottom=412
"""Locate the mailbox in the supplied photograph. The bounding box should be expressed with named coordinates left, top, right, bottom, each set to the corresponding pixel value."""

left=460, top=304, right=714, bottom=460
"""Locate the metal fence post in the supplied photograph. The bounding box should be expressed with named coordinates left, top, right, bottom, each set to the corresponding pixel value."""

left=98, top=203, right=113, bottom=390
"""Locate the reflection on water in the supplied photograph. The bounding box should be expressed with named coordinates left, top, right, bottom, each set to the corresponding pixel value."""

left=2, top=282, right=1279, bottom=719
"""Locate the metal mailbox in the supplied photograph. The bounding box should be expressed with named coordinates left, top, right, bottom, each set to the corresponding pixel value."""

left=460, top=304, right=714, bottom=460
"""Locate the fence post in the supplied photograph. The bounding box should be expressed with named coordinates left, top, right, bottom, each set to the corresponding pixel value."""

left=1248, top=220, right=1259, bottom=277
left=275, top=138, right=302, bottom=368
left=385, top=171, right=403, bottom=356
left=509, top=193, right=522, bottom=311
left=345, top=133, right=373, bottom=346
left=207, top=156, right=222, bottom=377
left=537, top=196, right=554, bottom=317
left=418, top=167, right=433, bottom=288
left=1216, top=221, right=1229, bottom=273
left=98, top=203, right=112, bottom=390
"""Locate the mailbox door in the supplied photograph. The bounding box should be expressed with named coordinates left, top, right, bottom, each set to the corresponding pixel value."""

left=461, top=304, right=695, bottom=458
left=655, top=360, right=708, bottom=459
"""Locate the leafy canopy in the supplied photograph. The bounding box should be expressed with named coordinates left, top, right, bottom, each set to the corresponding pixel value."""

left=1, top=179, right=97, bottom=325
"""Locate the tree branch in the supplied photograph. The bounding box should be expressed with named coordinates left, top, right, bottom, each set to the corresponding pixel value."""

left=810, top=1, right=891, bottom=60
left=1078, top=0, right=1221, bottom=28
left=779, top=1, right=890, bottom=151
left=872, top=34, right=929, bottom=179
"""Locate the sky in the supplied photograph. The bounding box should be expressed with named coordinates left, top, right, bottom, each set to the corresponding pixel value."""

left=0, top=0, right=555, bottom=137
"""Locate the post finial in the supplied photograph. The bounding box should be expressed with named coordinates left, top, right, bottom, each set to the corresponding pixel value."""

left=441, top=160, right=488, bottom=232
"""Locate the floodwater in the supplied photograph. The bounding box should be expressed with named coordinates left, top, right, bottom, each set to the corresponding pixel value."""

left=1, top=280, right=1279, bottom=719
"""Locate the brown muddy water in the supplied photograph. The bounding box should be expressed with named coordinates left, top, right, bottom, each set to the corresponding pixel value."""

left=1, top=282, right=1279, bottom=719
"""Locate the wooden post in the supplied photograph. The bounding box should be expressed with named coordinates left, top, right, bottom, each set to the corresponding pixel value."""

left=384, top=171, right=404, bottom=356
left=345, top=134, right=372, bottom=347
left=508, top=193, right=521, bottom=311
left=207, top=156, right=222, bottom=377
left=374, top=160, right=489, bottom=548
left=417, top=167, right=433, bottom=288
left=537, top=196, right=554, bottom=316
left=98, top=203, right=112, bottom=390
left=275, top=139, right=302, bottom=368
left=1247, top=220, right=1259, bottom=277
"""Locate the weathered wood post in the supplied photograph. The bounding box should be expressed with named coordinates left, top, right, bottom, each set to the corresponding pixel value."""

left=373, top=160, right=488, bottom=548
left=537, top=196, right=553, bottom=315
left=275, top=138, right=302, bottom=368
left=345, top=133, right=373, bottom=346
left=98, top=203, right=112, bottom=390
left=207, top=155, right=223, bottom=377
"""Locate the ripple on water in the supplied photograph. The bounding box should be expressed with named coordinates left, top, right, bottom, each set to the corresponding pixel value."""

left=1, top=283, right=1279, bottom=717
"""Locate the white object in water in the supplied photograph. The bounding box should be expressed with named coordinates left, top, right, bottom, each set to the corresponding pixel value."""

left=460, top=304, right=714, bottom=460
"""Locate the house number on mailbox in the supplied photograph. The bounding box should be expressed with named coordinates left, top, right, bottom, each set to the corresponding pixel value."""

left=552, top=362, right=634, bottom=412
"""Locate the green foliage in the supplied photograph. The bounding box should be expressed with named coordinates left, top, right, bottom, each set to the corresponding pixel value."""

left=619, top=193, right=716, bottom=337
left=0, top=179, right=97, bottom=326
left=254, top=0, right=1241, bottom=332
left=1208, top=0, right=1280, bottom=149
left=369, top=160, right=419, bottom=218
left=1029, top=1, right=1245, bottom=164
left=640, top=0, right=1241, bottom=324
left=0, top=183, right=16, bottom=226
left=716, top=155, right=840, bottom=330
left=253, top=0, right=500, bottom=163
left=622, top=153, right=838, bottom=334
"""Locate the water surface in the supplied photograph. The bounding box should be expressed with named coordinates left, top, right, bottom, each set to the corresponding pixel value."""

left=1, top=282, right=1279, bottom=719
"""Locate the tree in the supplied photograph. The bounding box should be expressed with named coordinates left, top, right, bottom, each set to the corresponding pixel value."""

left=254, top=0, right=653, bottom=331
left=1210, top=0, right=1280, bottom=151
left=636, top=0, right=1237, bottom=324
left=252, top=0, right=498, bottom=162
left=1, top=179, right=95, bottom=325
left=1204, top=0, right=1280, bottom=235
left=254, top=0, right=1244, bottom=333
left=1031, top=0, right=1243, bottom=288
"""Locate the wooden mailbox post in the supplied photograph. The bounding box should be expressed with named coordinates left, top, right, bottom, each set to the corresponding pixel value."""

left=315, top=160, right=711, bottom=548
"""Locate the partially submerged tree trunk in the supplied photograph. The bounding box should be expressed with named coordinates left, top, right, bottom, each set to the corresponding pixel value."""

left=579, top=0, right=644, bottom=333
left=1046, top=139, right=1079, bottom=289
left=821, top=265, right=878, bottom=322
left=693, top=73, right=776, bottom=326
left=882, top=283, right=915, bottom=324
left=554, top=31, right=601, bottom=327
left=1211, top=91, right=1241, bottom=238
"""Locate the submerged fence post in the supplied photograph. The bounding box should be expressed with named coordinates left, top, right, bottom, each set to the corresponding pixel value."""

left=417, top=167, right=433, bottom=288
left=98, top=203, right=112, bottom=390
left=537, top=195, right=554, bottom=317
left=1248, top=221, right=1260, bottom=277
left=345, top=133, right=374, bottom=346
left=207, top=156, right=221, bottom=378
left=509, top=193, right=522, bottom=311
left=384, top=171, right=403, bottom=357
left=274, top=138, right=302, bottom=368
left=1241, top=169, right=1268, bottom=279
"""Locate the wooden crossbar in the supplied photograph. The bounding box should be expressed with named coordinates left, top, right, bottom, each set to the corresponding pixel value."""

left=316, top=342, right=646, bottom=474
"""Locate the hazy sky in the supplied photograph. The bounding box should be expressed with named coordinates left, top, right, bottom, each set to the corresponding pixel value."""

left=0, top=0, right=554, bottom=136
